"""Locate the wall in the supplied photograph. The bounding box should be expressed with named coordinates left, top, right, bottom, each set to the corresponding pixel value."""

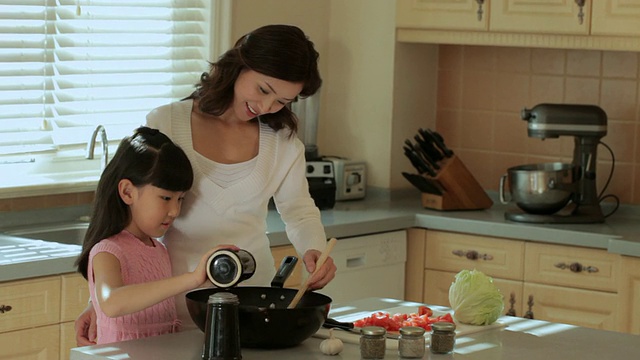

left=435, top=45, right=640, bottom=204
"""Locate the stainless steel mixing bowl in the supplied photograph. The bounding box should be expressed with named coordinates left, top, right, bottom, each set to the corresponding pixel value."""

left=500, top=162, right=577, bottom=215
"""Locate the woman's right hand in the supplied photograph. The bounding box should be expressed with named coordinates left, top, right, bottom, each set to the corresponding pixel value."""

left=75, top=302, right=97, bottom=346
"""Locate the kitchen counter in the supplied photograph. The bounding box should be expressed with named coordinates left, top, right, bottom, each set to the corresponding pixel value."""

left=69, top=297, right=639, bottom=360
left=2, top=187, right=640, bottom=282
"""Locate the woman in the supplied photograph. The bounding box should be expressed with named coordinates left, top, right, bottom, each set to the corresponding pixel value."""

left=76, top=24, right=337, bottom=345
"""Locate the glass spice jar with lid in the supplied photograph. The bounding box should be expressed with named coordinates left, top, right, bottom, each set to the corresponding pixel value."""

left=360, top=326, right=386, bottom=359
left=398, top=326, right=426, bottom=358
left=430, top=321, right=456, bottom=354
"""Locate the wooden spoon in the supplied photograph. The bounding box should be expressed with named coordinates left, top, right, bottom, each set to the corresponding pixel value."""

left=287, top=238, right=337, bottom=309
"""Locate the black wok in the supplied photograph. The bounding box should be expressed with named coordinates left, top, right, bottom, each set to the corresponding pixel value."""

left=185, top=256, right=332, bottom=349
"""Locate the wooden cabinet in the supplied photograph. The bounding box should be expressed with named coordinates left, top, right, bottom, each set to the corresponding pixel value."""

left=489, top=0, right=589, bottom=35
left=0, top=276, right=61, bottom=333
left=523, top=243, right=619, bottom=331
left=0, top=325, right=61, bottom=360
left=406, top=228, right=624, bottom=332
left=396, top=0, right=640, bottom=51
left=406, top=229, right=525, bottom=316
left=396, top=0, right=488, bottom=31
left=0, top=273, right=89, bottom=360
left=618, top=256, right=640, bottom=334
left=60, top=273, right=89, bottom=360
left=591, top=0, right=640, bottom=36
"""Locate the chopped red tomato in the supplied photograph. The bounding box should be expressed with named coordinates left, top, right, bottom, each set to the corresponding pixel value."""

left=418, top=305, right=433, bottom=317
left=353, top=306, right=454, bottom=332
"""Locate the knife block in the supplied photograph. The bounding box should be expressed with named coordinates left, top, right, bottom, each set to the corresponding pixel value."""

left=421, top=155, right=493, bottom=211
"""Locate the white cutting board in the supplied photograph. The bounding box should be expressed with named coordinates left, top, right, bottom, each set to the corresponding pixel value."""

left=313, top=298, right=507, bottom=350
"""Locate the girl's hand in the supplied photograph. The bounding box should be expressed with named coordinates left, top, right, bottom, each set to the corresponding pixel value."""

left=192, top=245, right=240, bottom=287
left=302, top=249, right=337, bottom=290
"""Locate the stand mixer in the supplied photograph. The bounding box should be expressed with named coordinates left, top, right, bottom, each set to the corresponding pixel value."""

left=505, top=103, right=608, bottom=224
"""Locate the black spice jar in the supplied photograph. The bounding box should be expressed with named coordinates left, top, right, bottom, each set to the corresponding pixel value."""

left=360, top=326, right=386, bottom=359
left=202, top=292, right=242, bottom=360
left=398, top=326, right=426, bottom=358
left=430, top=322, right=456, bottom=354
left=206, top=249, right=255, bottom=288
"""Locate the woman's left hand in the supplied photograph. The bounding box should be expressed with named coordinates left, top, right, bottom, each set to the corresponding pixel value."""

left=302, top=249, right=337, bottom=289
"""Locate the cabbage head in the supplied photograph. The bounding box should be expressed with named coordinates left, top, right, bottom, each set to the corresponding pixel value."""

left=448, top=269, right=504, bottom=325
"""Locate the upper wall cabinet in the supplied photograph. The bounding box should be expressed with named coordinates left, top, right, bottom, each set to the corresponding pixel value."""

left=396, top=0, right=640, bottom=52
left=591, top=0, right=640, bottom=37
left=396, top=0, right=488, bottom=31
left=489, top=0, right=589, bottom=35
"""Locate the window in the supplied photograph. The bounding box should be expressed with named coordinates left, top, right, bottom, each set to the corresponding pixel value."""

left=0, top=0, right=213, bottom=157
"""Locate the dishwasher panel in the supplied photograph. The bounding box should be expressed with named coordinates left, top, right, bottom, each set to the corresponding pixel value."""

left=318, top=230, right=407, bottom=304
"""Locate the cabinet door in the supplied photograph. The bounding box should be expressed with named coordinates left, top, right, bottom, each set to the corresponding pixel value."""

left=424, top=269, right=524, bottom=316
left=618, top=256, right=640, bottom=334
left=60, top=322, right=75, bottom=360
left=523, top=282, right=617, bottom=331
left=396, top=0, right=488, bottom=31
left=61, top=273, right=89, bottom=322
left=405, top=228, right=427, bottom=302
left=0, top=276, right=61, bottom=333
left=0, top=324, right=60, bottom=360
left=271, top=245, right=303, bottom=288
left=591, top=0, right=640, bottom=36
left=425, top=230, right=525, bottom=281
left=489, top=0, right=589, bottom=35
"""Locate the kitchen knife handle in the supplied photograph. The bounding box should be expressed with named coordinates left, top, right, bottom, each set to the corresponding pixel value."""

left=426, top=129, right=454, bottom=157
left=323, top=318, right=355, bottom=331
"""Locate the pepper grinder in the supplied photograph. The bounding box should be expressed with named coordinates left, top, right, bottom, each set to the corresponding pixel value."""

left=202, top=292, right=242, bottom=360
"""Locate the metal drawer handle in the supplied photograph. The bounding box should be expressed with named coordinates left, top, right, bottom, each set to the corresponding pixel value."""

left=575, top=0, right=585, bottom=25
left=554, top=262, right=599, bottom=273
left=475, top=0, right=485, bottom=21
left=452, top=249, right=493, bottom=261
left=0, top=305, right=12, bottom=313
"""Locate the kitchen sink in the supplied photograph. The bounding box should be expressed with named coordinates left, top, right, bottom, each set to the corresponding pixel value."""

left=4, top=222, right=89, bottom=246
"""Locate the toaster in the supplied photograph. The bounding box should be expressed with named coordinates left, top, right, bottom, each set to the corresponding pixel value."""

left=323, top=157, right=366, bottom=201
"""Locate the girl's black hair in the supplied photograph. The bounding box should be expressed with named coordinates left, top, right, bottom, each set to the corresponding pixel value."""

left=185, top=24, right=323, bottom=136
left=75, top=126, right=193, bottom=279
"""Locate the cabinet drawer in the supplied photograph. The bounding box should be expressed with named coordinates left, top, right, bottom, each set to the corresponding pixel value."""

left=61, top=273, right=89, bottom=322
left=524, top=242, right=619, bottom=292
left=425, top=231, right=524, bottom=281
left=0, top=276, right=61, bottom=333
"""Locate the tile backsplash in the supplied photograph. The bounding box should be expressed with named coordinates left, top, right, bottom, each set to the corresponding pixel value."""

left=436, top=45, right=640, bottom=205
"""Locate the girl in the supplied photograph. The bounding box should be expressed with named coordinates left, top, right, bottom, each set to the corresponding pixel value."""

left=75, top=126, right=235, bottom=344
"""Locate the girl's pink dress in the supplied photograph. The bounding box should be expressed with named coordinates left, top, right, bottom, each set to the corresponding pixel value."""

left=88, top=230, right=180, bottom=344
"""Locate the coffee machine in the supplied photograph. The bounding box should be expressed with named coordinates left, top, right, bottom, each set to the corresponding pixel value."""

left=506, top=103, right=607, bottom=224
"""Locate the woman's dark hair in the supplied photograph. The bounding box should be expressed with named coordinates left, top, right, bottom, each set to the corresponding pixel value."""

left=75, top=126, right=194, bottom=279
left=187, top=24, right=322, bottom=135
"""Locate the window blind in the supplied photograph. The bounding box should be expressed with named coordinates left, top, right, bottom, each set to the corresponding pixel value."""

left=0, top=0, right=210, bottom=155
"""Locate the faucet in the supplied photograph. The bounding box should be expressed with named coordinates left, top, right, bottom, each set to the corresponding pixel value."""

left=86, top=125, right=109, bottom=170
